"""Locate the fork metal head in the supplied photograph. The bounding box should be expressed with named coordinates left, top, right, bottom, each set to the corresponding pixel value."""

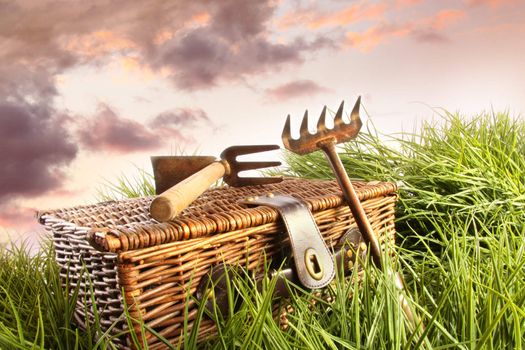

left=220, top=145, right=283, bottom=186
left=282, top=97, right=362, bottom=155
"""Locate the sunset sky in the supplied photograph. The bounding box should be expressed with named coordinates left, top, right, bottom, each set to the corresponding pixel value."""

left=1, top=0, right=524, bottom=246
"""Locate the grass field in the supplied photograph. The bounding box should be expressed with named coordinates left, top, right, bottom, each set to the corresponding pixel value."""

left=1, top=111, right=524, bottom=349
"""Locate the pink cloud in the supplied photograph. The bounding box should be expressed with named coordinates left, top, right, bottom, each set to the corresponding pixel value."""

left=278, top=2, right=386, bottom=29
left=148, top=108, right=212, bottom=145
left=149, top=108, right=210, bottom=129
left=311, top=3, right=387, bottom=29
left=78, top=104, right=162, bottom=153
left=265, top=79, right=331, bottom=101
left=345, top=8, right=466, bottom=51
left=473, top=20, right=525, bottom=35
left=467, top=0, right=519, bottom=7
left=432, top=9, right=466, bottom=30
left=141, top=1, right=336, bottom=90
left=0, top=202, right=46, bottom=252
left=1, top=1, right=334, bottom=93
left=0, top=0, right=334, bottom=214
left=0, top=204, right=38, bottom=232
left=63, top=31, right=136, bottom=59
left=346, top=24, right=412, bottom=52
left=395, top=0, right=422, bottom=7
left=78, top=105, right=214, bottom=153
left=152, top=31, right=333, bottom=90
left=277, top=1, right=465, bottom=53
left=191, top=12, right=211, bottom=26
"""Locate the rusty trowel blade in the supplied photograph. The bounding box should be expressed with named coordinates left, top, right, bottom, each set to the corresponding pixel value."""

left=151, top=156, right=216, bottom=194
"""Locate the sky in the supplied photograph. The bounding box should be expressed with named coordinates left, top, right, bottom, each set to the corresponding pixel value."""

left=1, top=0, right=524, bottom=247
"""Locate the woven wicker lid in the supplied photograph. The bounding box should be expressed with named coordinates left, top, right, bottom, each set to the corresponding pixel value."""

left=38, top=178, right=396, bottom=253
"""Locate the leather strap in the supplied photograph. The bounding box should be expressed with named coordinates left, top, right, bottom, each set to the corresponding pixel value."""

left=195, top=227, right=366, bottom=316
left=241, top=194, right=335, bottom=289
left=195, top=193, right=370, bottom=318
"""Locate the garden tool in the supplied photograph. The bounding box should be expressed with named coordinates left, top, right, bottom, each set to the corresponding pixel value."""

left=149, top=145, right=282, bottom=222
left=151, top=155, right=216, bottom=194
left=281, top=97, right=420, bottom=328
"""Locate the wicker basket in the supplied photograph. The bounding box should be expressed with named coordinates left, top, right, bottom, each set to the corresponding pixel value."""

left=38, top=178, right=397, bottom=349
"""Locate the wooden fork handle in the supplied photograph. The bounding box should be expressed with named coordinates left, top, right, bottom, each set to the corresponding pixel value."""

left=149, top=161, right=228, bottom=222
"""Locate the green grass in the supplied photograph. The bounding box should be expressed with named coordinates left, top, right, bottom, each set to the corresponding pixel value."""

left=96, top=166, right=155, bottom=201
left=276, top=110, right=525, bottom=348
left=0, top=242, right=94, bottom=349
left=1, top=110, right=524, bottom=349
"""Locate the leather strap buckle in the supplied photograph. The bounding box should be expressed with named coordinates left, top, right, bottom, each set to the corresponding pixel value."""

left=241, top=193, right=335, bottom=289
left=195, top=194, right=368, bottom=317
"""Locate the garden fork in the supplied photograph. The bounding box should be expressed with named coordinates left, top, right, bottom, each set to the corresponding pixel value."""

left=282, top=97, right=420, bottom=327
left=150, top=145, right=282, bottom=222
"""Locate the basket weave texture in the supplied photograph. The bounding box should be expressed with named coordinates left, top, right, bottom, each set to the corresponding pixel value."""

left=39, top=178, right=397, bottom=349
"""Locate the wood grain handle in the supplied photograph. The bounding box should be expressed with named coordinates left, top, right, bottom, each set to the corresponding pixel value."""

left=149, top=161, right=227, bottom=222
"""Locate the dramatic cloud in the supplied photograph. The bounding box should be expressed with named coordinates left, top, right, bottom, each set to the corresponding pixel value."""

left=3, top=0, right=519, bottom=238
left=0, top=2, right=334, bottom=194
left=208, top=0, right=273, bottom=42
left=0, top=56, right=78, bottom=232
left=0, top=0, right=333, bottom=215
left=0, top=101, right=78, bottom=201
left=265, top=80, right=330, bottom=101
left=0, top=64, right=60, bottom=105
left=149, top=0, right=334, bottom=90
left=78, top=105, right=162, bottom=153
left=1, top=0, right=331, bottom=92
left=155, top=30, right=311, bottom=89
left=0, top=1, right=175, bottom=65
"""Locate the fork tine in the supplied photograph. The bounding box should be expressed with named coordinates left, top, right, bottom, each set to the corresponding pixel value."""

left=221, top=144, right=280, bottom=161
left=235, top=144, right=280, bottom=155
left=282, top=114, right=292, bottom=141
left=317, top=106, right=328, bottom=132
left=299, top=110, right=309, bottom=136
left=333, top=100, right=345, bottom=128
left=350, top=96, right=361, bottom=124
left=282, top=97, right=363, bottom=155
left=234, top=161, right=281, bottom=172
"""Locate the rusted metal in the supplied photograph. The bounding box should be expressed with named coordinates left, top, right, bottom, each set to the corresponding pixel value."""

left=149, top=145, right=283, bottom=222
left=151, top=156, right=216, bottom=194
left=220, top=145, right=283, bottom=186
left=282, top=99, right=362, bottom=155
left=282, top=97, right=420, bottom=326
left=282, top=97, right=383, bottom=267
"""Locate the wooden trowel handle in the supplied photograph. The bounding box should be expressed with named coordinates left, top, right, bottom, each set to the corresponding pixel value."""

left=149, top=161, right=228, bottom=222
